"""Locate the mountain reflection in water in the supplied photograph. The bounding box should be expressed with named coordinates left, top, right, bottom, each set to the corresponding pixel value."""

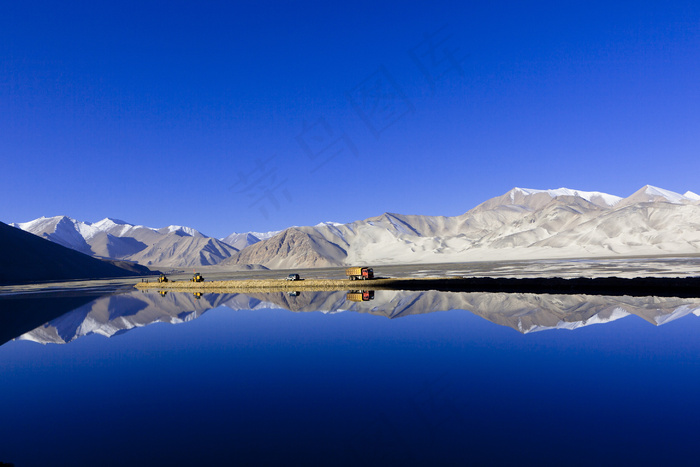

left=4, top=287, right=700, bottom=466
left=11, top=289, right=700, bottom=345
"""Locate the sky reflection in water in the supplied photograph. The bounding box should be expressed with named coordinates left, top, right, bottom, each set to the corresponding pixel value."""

left=2, top=290, right=700, bottom=466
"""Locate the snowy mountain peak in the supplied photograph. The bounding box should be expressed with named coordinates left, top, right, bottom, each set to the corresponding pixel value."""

left=93, top=218, right=131, bottom=228
left=221, top=229, right=281, bottom=248
left=252, top=230, right=282, bottom=240
left=13, top=215, right=76, bottom=231
left=684, top=191, right=700, bottom=200
left=161, top=225, right=203, bottom=237
left=11, top=215, right=93, bottom=254
left=220, top=232, right=261, bottom=250
left=623, top=185, right=695, bottom=205
left=642, top=185, right=686, bottom=202
left=315, top=221, right=344, bottom=227
left=511, top=187, right=622, bottom=207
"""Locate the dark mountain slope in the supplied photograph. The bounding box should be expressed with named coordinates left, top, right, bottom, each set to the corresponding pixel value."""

left=0, top=221, right=152, bottom=285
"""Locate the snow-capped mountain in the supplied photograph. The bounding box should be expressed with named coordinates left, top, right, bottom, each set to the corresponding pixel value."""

left=501, top=187, right=622, bottom=208
left=13, top=185, right=700, bottom=269
left=619, top=185, right=700, bottom=206
left=11, top=215, right=95, bottom=254
left=159, top=225, right=205, bottom=237
left=0, top=220, right=150, bottom=286
left=220, top=230, right=280, bottom=250
left=221, top=185, right=700, bottom=268
left=11, top=216, right=236, bottom=267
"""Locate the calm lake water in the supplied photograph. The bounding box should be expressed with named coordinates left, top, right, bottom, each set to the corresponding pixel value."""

left=2, top=288, right=700, bottom=466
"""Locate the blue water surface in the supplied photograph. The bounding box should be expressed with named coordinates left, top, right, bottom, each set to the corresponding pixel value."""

left=2, top=295, right=700, bottom=466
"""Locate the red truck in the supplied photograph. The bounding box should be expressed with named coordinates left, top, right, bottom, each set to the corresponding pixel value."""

left=345, top=267, right=374, bottom=280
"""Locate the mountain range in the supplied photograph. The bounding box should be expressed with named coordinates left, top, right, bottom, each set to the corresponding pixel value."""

left=10, top=216, right=242, bottom=268
left=10, top=185, right=700, bottom=269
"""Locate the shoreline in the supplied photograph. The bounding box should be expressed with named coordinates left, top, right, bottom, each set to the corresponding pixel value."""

left=135, top=276, right=700, bottom=297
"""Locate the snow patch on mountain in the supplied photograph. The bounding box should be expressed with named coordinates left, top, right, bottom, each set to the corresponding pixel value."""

left=642, top=185, right=688, bottom=203
left=526, top=307, right=631, bottom=333
left=621, top=185, right=700, bottom=206
left=220, top=229, right=281, bottom=249
left=86, top=218, right=157, bottom=239
left=163, top=225, right=203, bottom=237
left=654, top=305, right=700, bottom=325
left=512, top=187, right=622, bottom=207
left=12, top=216, right=59, bottom=231
left=12, top=216, right=93, bottom=254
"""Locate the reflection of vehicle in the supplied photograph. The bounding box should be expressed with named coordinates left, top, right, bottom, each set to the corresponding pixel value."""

left=288, top=291, right=300, bottom=297
left=345, top=267, right=374, bottom=280
left=159, top=290, right=168, bottom=297
left=346, top=290, right=374, bottom=302
left=158, top=274, right=169, bottom=283
left=193, top=292, right=203, bottom=299
left=286, top=273, right=301, bottom=281
left=191, top=272, right=204, bottom=282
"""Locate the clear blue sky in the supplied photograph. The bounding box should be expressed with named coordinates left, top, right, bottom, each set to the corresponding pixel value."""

left=2, top=1, right=700, bottom=238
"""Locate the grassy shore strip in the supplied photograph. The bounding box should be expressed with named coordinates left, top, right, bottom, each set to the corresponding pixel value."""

left=135, top=278, right=399, bottom=292
left=135, top=276, right=700, bottom=297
